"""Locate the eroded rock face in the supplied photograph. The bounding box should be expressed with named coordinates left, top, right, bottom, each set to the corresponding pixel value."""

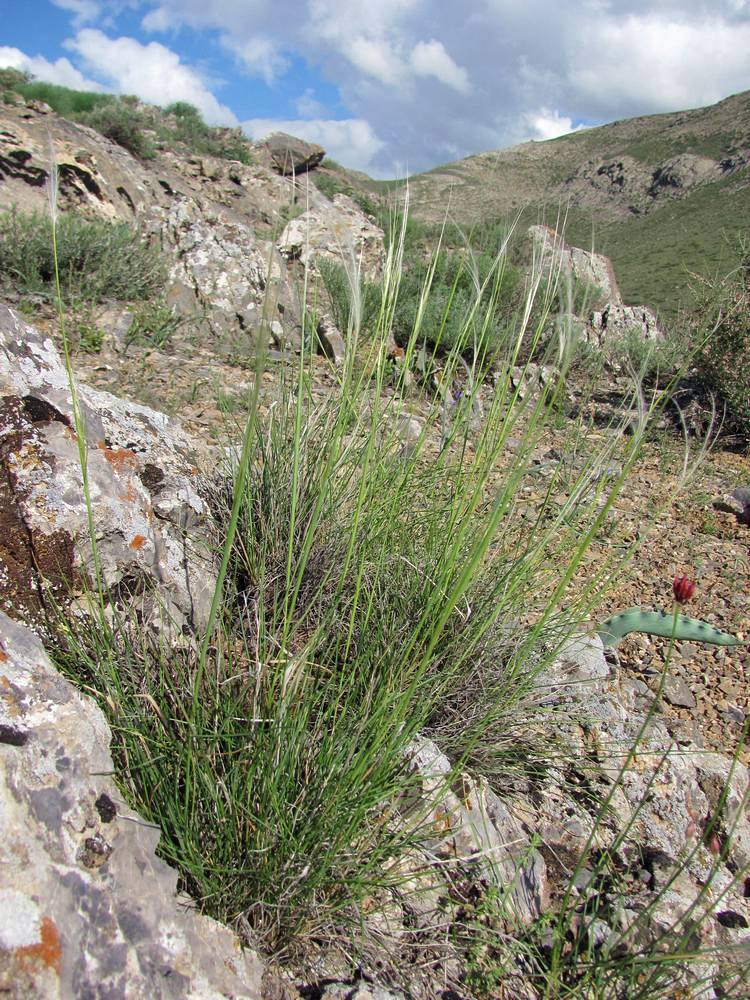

left=0, top=610, right=263, bottom=998
left=278, top=193, right=386, bottom=282
left=0, top=108, right=154, bottom=220
left=0, top=304, right=216, bottom=631
left=155, top=197, right=302, bottom=348
left=529, top=224, right=620, bottom=306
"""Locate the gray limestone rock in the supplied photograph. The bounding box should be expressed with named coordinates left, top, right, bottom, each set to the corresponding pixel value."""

left=278, top=193, right=386, bottom=282
left=402, top=736, right=548, bottom=924
left=0, top=304, right=216, bottom=632
left=0, top=610, right=263, bottom=998
left=156, top=197, right=301, bottom=348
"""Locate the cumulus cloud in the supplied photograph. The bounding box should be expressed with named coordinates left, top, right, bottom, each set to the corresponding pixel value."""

left=568, top=14, right=750, bottom=115
left=15, top=0, right=750, bottom=175
left=523, top=108, right=589, bottom=141
left=221, top=35, right=289, bottom=85
left=51, top=0, right=102, bottom=27
left=410, top=40, right=471, bottom=94
left=243, top=117, right=385, bottom=174
left=0, top=45, right=103, bottom=91
left=65, top=29, right=238, bottom=125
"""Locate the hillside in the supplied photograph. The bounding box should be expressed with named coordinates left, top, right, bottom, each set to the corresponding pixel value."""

left=0, top=80, right=749, bottom=1000
left=399, top=90, right=750, bottom=319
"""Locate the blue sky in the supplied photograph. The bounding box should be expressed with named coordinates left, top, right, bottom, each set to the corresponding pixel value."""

left=3, top=1, right=750, bottom=177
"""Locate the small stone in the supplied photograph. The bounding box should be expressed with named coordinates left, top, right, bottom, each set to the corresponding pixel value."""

left=723, top=705, right=746, bottom=726
left=573, top=868, right=595, bottom=892
left=663, top=674, right=696, bottom=708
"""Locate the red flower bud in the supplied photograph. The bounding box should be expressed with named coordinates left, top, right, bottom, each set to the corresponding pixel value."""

left=673, top=575, right=696, bottom=604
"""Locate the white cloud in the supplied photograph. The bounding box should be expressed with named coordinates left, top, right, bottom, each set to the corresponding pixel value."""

left=140, top=6, right=172, bottom=32
left=522, top=108, right=588, bottom=141
left=568, top=14, right=750, bottom=114
left=243, top=116, right=385, bottom=174
left=99, top=0, right=750, bottom=174
left=51, top=0, right=102, bottom=27
left=410, top=40, right=470, bottom=94
left=347, top=37, right=404, bottom=85
left=0, top=45, right=104, bottom=91
left=222, top=34, right=289, bottom=85
left=294, top=89, right=326, bottom=118
left=65, top=30, right=238, bottom=125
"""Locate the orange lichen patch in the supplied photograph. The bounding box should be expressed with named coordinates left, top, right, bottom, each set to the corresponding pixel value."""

left=119, top=481, right=138, bottom=504
left=16, top=918, right=62, bottom=976
left=0, top=676, right=21, bottom=716
left=97, top=441, right=138, bottom=474
left=129, top=534, right=147, bottom=551
left=0, top=648, right=8, bottom=662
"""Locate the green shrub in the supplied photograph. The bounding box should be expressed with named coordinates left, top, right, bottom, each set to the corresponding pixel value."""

left=0, top=67, right=30, bottom=91
left=79, top=102, right=157, bottom=159
left=316, top=257, right=382, bottom=334
left=0, top=209, right=164, bottom=303
left=17, top=80, right=115, bottom=117
left=125, top=299, right=183, bottom=350
left=71, top=303, right=105, bottom=354
left=692, top=241, right=750, bottom=439
left=391, top=247, right=522, bottom=358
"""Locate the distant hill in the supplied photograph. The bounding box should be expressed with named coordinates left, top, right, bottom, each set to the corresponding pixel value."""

left=393, top=91, right=750, bottom=321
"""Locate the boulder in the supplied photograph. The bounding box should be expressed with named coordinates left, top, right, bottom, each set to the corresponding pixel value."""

left=589, top=302, right=663, bottom=343
left=264, top=132, right=325, bottom=176
left=0, top=304, right=216, bottom=632
left=0, top=610, right=263, bottom=997
left=529, top=224, right=620, bottom=305
left=278, top=193, right=386, bottom=282
left=155, top=196, right=301, bottom=349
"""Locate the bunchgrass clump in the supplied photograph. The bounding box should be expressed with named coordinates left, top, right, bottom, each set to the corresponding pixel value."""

left=43, top=190, right=748, bottom=993
left=0, top=208, right=164, bottom=303
left=51, top=206, right=651, bottom=947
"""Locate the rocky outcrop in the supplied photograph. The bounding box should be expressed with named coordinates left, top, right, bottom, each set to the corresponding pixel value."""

left=154, top=196, right=302, bottom=348
left=529, top=225, right=665, bottom=344
left=589, top=302, right=663, bottom=344
left=529, top=224, right=619, bottom=305
left=278, top=193, right=386, bottom=282
left=0, top=609, right=263, bottom=998
left=263, top=132, right=326, bottom=176
left=0, top=305, right=216, bottom=631
left=0, top=104, right=371, bottom=351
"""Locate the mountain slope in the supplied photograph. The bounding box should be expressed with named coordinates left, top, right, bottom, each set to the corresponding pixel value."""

left=401, top=90, right=750, bottom=319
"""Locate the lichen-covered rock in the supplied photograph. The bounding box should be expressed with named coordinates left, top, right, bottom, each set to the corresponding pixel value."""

left=0, top=304, right=216, bottom=631
left=155, top=197, right=301, bottom=348
left=0, top=610, right=263, bottom=998
left=589, top=302, right=663, bottom=344
left=278, top=193, right=386, bottom=282
left=529, top=224, right=620, bottom=306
